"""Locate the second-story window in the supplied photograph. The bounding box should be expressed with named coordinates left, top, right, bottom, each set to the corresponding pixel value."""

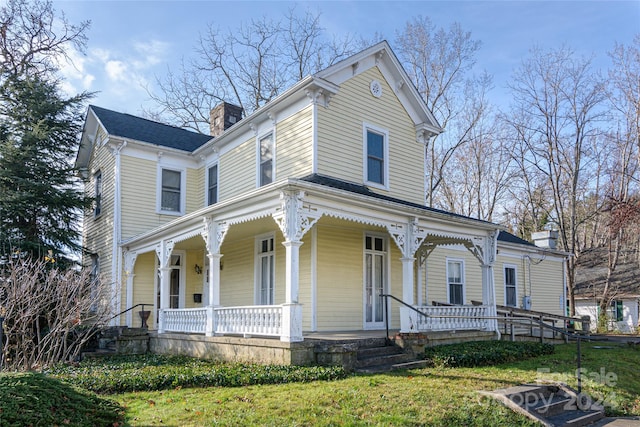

left=93, top=171, right=102, bottom=217
left=259, top=133, right=273, bottom=187
left=160, top=168, right=182, bottom=213
left=207, top=164, right=218, bottom=205
left=363, top=123, right=389, bottom=188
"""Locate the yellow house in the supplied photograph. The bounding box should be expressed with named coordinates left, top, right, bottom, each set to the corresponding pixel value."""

left=76, top=42, right=567, bottom=354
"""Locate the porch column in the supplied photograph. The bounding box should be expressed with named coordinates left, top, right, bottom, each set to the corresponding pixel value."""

left=273, top=190, right=320, bottom=343
left=123, top=251, right=138, bottom=327
left=388, top=218, right=427, bottom=333
left=155, top=240, right=175, bottom=334
left=482, top=231, right=499, bottom=333
left=399, top=257, right=416, bottom=332
left=202, top=218, right=228, bottom=337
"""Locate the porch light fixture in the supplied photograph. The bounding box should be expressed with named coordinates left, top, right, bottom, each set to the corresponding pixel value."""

left=194, top=264, right=202, bottom=275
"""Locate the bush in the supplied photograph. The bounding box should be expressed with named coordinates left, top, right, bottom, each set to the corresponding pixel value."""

left=47, top=354, right=348, bottom=394
left=423, top=340, right=555, bottom=368
left=0, top=372, right=124, bottom=426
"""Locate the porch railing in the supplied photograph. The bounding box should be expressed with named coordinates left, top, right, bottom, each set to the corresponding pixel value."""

left=160, top=305, right=283, bottom=338
left=415, top=305, right=490, bottom=331
left=162, top=308, right=208, bottom=334
left=216, top=305, right=282, bottom=337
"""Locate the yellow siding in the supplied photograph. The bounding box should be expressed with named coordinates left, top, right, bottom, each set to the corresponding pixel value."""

left=276, top=106, right=313, bottom=179
left=120, top=155, right=201, bottom=239
left=219, top=137, right=255, bottom=201
left=132, top=251, right=157, bottom=326
left=186, top=167, right=204, bottom=213
left=317, top=67, right=425, bottom=205
left=316, top=225, right=363, bottom=330
left=121, top=156, right=157, bottom=239
left=494, top=252, right=565, bottom=316
left=424, top=246, right=483, bottom=305
left=83, top=140, right=115, bottom=284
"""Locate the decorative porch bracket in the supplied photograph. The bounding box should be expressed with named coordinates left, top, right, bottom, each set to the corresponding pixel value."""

left=123, top=250, right=138, bottom=327
left=155, top=239, right=175, bottom=333
left=463, top=231, right=500, bottom=333
left=386, top=218, right=428, bottom=333
left=272, top=190, right=320, bottom=342
left=201, top=217, right=229, bottom=336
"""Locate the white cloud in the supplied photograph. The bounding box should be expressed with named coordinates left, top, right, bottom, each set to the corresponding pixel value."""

left=105, top=60, right=127, bottom=82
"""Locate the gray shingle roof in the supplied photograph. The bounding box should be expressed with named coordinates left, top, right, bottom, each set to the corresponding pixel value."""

left=90, top=105, right=211, bottom=152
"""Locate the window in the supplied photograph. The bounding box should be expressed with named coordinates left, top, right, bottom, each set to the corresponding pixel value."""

left=363, top=124, right=389, bottom=188
left=207, top=164, right=218, bottom=205
left=256, top=235, right=275, bottom=305
left=447, top=259, right=464, bottom=305
left=610, top=300, right=624, bottom=322
left=259, top=133, right=273, bottom=187
left=159, top=168, right=183, bottom=213
left=94, top=171, right=102, bottom=217
left=504, top=265, right=517, bottom=307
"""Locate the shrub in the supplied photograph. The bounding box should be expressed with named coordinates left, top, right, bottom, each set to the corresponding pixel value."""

left=0, top=372, right=124, bottom=426
left=423, top=340, right=555, bottom=368
left=47, top=354, right=348, bottom=394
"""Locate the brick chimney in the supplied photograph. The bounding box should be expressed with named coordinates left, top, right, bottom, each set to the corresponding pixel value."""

left=210, top=102, right=243, bottom=137
left=531, top=230, right=558, bottom=249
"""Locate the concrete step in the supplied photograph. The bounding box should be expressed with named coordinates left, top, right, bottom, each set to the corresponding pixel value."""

left=356, top=351, right=413, bottom=369
left=357, top=345, right=404, bottom=359
left=481, top=383, right=605, bottom=427
left=546, top=409, right=605, bottom=427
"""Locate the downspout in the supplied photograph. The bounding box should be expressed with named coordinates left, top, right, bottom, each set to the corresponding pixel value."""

left=110, top=140, right=127, bottom=325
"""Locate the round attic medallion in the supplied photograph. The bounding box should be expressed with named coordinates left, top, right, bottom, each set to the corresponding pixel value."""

left=370, top=80, right=382, bottom=98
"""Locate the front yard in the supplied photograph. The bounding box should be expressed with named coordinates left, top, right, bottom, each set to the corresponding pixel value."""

left=1, top=340, right=638, bottom=426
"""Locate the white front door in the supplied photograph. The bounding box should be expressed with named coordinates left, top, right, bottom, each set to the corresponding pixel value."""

left=364, top=234, right=387, bottom=329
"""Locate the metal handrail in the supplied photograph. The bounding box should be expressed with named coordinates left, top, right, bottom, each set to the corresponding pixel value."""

left=109, top=303, right=153, bottom=328
left=380, top=293, right=587, bottom=393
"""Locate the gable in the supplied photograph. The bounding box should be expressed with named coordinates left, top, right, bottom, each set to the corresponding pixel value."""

left=316, top=66, right=427, bottom=205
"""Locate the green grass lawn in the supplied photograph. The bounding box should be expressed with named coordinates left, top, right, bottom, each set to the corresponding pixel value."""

left=114, top=341, right=640, bottom=426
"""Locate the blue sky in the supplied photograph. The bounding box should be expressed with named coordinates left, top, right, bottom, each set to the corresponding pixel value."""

left=55, top=0, right=639, bottom=118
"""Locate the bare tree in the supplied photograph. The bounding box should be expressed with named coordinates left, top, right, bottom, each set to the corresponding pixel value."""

left=0, top=0, right=89, bottom=77
left=439, top=74, right=516, bottom=221
left=395, top=16, right=483, bottom=207
left=505, top=46, right=607, bottom=315
left=594, top=35, right=640, bottom=328
left=0, top=258, right=112, bottom=371
left=146, top=8, right=356, bottom=133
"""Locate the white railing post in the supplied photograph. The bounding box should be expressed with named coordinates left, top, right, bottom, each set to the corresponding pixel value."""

left=205, top=306, right=216, bottom=337
left=281, top=303, right=303, bottom=342
left=158, top=308, right=165, bottom=334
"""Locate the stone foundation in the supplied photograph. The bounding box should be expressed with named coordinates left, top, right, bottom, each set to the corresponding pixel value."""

left=150, top=332, right=316, bottom=365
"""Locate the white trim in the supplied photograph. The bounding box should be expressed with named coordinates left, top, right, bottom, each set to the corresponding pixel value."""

left=310, top=227, right=317, bottom=331
left=254, top=232, right=276, bottom=305
left=362, top=122, right=390, bottom=190
left=156, top=164, right=186, bottom=215
left=311, top=102, right=318, bottom=174
left=256, top=131, right=275, bottom=188
left=363, top=232, right=389, bottom=330
left=446, top=257, right=466, bottom=305
left=503, top=263, right=518, bottom=307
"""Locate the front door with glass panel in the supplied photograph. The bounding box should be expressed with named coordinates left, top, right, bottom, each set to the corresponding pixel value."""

left=364, top=235, right=387, bottom=329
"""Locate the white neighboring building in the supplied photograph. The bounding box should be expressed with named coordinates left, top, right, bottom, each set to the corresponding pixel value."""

left=575, top=297, right=639, bottom=334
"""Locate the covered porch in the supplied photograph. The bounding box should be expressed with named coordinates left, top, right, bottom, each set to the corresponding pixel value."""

left=119, top=177, right=502, bottom=343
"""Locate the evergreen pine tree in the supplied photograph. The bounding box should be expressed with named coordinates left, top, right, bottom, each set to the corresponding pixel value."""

left=0, top=73, right=92, bottom=265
